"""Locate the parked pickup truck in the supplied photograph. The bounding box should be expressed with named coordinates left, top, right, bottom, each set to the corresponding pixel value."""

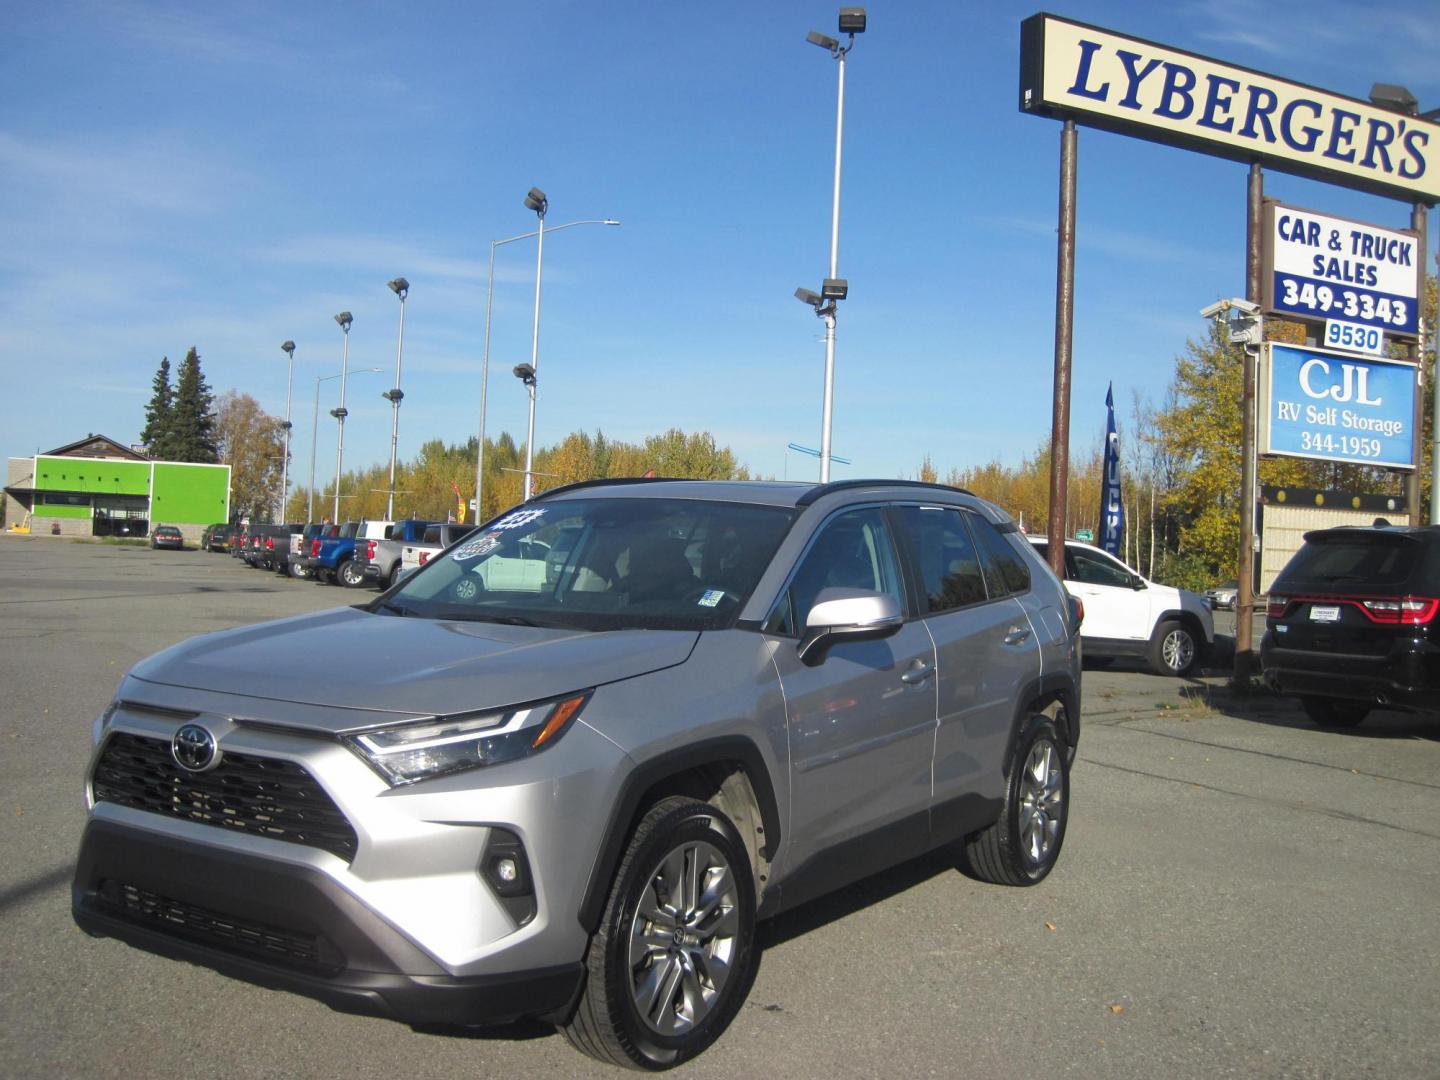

left=397, top=522, right=478, bottom=584
left=350, top=518, right=437, bottom=589
left=304, top=521, right=393, bottom=586
left=279, top=522, right=325, bottom=578
left=246, top=524, right=303, bottom=572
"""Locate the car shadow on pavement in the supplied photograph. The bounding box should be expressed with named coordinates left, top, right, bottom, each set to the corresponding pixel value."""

left=756, top=846, right=959, bottom=950
left=0, top=863, right=73, bottom=915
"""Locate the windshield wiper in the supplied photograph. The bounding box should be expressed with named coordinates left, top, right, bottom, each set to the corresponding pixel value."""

left=375, top=601, right=411, bottom=617
left=461, top=613, right=542, bottom=626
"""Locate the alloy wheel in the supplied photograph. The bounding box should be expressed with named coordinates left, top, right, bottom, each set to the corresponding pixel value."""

left=1018, top=739, right=1064, bottom=866
left=627, top=839, right=740, bottom=1037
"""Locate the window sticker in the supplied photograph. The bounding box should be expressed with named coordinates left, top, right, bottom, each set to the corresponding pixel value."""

left=491, top=508, right=548, bottom=531
left=697, top=588, right=726, bottom=608
left=452, top=534, right=503, bottom=562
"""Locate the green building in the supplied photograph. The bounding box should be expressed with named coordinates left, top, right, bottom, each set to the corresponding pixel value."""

left=5, top=434, right=230, bottom=543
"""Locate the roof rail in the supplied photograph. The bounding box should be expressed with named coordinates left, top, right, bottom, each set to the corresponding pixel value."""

left=794, top=478, right=974, bottom=507
left=530, top=475, right=696, bottom=501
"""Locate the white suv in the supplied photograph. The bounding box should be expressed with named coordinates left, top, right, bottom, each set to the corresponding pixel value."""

left=1028, top=537, right=1213, bottom=676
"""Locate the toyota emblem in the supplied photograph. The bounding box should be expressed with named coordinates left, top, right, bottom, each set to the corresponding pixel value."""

left=172, top=723, right=220, bottom=772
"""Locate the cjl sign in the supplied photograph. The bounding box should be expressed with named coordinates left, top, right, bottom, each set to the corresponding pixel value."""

left=1258, top=343, right=1416, bottom=469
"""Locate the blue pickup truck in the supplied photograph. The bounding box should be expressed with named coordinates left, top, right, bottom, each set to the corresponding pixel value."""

left=302, top=520, right=391, bottom=586
left=350, top=518, right=437, bottom=589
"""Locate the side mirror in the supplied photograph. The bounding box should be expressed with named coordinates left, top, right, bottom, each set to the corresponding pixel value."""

left=1131, top=574, right=1148, bottom=590
left=798, top=587, right=904, bottom=665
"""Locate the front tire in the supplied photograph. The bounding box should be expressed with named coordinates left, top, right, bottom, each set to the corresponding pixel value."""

left=563, top=797, right=756, bottom=1070
left=1301, top=696, right=1369, bottom=727
left=961, top=713, right=1070, bottom=886
left=1149, top=619, right=1198, bottom=676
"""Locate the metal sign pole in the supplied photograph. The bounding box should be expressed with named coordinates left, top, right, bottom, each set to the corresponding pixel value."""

left=1411, top=202, right=1428, bottom=522
left=1236, top=162, right=1263, bottom=688
left=1045, top=119, right=1077, bottom=580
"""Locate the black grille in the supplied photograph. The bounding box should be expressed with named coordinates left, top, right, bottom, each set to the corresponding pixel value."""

left=93, top=732, right=358, bottom=862
left=96, top=879, right=336, bottom=972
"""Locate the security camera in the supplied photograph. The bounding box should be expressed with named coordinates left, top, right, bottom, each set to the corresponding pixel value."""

left=1200, top=298, right=1260, bottom=319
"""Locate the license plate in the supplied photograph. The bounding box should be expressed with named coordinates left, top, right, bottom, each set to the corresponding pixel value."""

left=1308, top=605, right=1341, bottom=623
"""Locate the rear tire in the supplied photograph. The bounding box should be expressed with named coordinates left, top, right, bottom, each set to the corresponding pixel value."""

left=1301, top=696, right=1369, bottom=727
left=1148, top=619, right=1199, bottom=677
left=338, top=558, right=365, bottom=587
left=562, top=797, right=756, bottom=1070
left=961, top=713, right=1069, bottom=887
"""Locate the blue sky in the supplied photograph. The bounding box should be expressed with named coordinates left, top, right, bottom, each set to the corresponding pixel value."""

left=2, top=1, right=1437, bottom=489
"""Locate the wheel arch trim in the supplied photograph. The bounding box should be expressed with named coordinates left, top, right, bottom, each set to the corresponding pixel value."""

left=576, top=737, right=782, bottom=935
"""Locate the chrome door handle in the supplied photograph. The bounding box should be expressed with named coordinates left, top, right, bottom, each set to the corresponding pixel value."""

left=900, top=662, right=936, bottom=685
left=1004, top=626, right=1032, bottom=645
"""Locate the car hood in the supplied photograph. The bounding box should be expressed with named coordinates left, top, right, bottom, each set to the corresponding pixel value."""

left=128, top=606, right=699, bottom=726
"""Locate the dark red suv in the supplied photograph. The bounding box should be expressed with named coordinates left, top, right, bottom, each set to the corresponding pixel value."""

left=1261, top=523, right=1440, bottom=726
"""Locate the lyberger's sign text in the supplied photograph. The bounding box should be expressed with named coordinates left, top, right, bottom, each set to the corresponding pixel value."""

left=1020, top=14, right=1440, bottom=204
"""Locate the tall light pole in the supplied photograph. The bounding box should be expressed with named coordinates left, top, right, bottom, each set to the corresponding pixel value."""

left=804, top=7, right=865, bottom=482
left=521, top=187, right=548, bottom=501
left=383, top=278, right=409, bottom=520
left=474, top=218, right=618, bottom=521
left=331, top=311, right=353, bottom=522
left=309, top=368, right=382, bottom=523
left=278, top=340, right=295, bottom=522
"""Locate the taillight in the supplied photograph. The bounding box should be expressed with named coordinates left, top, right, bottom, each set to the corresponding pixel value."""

left=367, top=540, right=377, bottom=559
left=1359, top=597, right=1440, bottom=625
left=420, top=551, right=431, bottom=564
left=266, top=537, right=274, bottom=550
left=1267, top=596, right=1288, bottom=618
left=311, top=539, right=321, bottom=557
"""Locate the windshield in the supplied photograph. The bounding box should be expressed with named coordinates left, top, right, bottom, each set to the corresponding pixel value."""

left=385, top=497, right=795, bottom=631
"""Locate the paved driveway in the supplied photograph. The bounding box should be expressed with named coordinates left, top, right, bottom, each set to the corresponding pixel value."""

left=2, top=536, right=1436, bottom=1078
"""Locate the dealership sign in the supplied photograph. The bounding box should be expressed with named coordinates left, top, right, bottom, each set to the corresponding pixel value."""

left=1258, top=343, right=1416, bottom=469
left=1019, top=14, right=1440, bottom=204
left=1262, top=201, right=1420, bottom=337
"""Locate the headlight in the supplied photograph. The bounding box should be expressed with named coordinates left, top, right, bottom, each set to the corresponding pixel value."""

left=343, top=691, right=591, bottom=786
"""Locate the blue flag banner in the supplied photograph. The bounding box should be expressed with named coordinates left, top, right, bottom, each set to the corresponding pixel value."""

left=1100, top=384, right=1124, bottom=557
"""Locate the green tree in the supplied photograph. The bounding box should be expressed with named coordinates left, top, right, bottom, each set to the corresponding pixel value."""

left=215, top=391, right=285, bottom=522
left=169, top=347, right=219, bottom=463
left=141, top=356, right=175, bottom=458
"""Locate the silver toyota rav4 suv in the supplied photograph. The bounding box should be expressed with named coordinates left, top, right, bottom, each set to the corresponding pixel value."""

left=74, top=478, right=1082, bottom=1070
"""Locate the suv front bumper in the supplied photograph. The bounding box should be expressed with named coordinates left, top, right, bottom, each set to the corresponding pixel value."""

left=72, top=819, right=583, bottom=1026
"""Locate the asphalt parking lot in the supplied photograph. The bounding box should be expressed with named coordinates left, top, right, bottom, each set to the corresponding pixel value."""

left=2, top=536, right=1437, bottom=1078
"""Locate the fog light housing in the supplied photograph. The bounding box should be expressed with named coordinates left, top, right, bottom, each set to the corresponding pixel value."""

left=481, top=828, right=536, bottom=926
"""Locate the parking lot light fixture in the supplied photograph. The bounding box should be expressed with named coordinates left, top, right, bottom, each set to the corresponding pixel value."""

left=522, top=187, right=548, bottom=502
left=384, top=278, right=409, bottom=520
left=310, top=366, right=381, bottom=523
left=278, top=341, right=296, bottom=521
left=330, top=312, right=353, bottom=522
left=803, top=6, right=865, bottom=483
left=475, top=217, right=618, bottom=518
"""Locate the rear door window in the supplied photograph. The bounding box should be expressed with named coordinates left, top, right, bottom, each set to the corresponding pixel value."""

left=895, top=506, right=987, bottom=613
